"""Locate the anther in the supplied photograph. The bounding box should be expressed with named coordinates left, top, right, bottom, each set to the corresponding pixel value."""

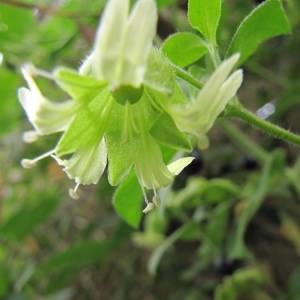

left=69, top=182, right=80, bottom=199
left=153, top=195, right=161, bottom=206
left=21, top=159, right=36, bottom=169
left=21, top=149, right=56, bottom=169
left=143, top=202, right=154, bottom=213
left=22, top=131, right=39, bottom=143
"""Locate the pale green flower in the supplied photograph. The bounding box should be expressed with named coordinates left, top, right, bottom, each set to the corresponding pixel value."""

left=19, top=0, right=193, bottom=212
left=170, top=54, right=243, bottom=137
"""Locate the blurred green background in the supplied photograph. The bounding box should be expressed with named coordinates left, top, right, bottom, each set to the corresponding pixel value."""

left=1, top=0, right=300, bottom=299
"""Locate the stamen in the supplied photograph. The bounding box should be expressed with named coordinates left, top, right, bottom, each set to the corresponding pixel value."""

left=153, top=195, right=161, bottom=206
left=69, top=182, right=80, bottom=199
left=22, top=63, right=37, bottom=77
left=151, top=183, right=161, bottom=206
left=21, top=149, right=56, bottom=169
left=21, top=159, right=37, bottom=169
left=141, top=185, right=149, bottom=204
left=34, top=67, right=55, bottom=80
left=22, top=130, right=39, bottom=143
left=143, top=202, right=154, bottom=213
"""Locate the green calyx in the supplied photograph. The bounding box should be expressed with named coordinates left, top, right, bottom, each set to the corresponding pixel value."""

left=111, top=84, right=144, bottom=105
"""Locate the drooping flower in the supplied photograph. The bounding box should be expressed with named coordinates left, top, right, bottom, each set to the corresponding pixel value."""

left=19, top=0, right=193, bottom=212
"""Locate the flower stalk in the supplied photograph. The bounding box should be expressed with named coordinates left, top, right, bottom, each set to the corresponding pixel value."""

left=224, top=101, right=300, bottom=147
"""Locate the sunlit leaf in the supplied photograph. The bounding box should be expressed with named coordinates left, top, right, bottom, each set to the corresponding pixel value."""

left=188, top=0, right=221, bottom=45
left=227, top=0, right=291, bottom=65
left=113, top=172, right=143, bottom=228
left=162, top=33, right=207, bottom=67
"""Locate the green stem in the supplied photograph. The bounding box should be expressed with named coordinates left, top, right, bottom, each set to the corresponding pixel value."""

left=174, top=66, right=203, bottom=89
left=224, top=101, right=300, bottom=147
left=207, top=43, right=221, bottom=69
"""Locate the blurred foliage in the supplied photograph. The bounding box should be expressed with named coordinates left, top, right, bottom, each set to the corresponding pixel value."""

left=1, top=0, right=300, bottom=299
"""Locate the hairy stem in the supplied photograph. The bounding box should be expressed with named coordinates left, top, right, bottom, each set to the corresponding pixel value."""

left=225, top=101, right=300, bottom=147
left=174, top=65, right=203, bottom=89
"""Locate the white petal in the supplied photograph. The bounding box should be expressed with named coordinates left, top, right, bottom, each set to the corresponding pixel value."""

left=219, top=69, right=243, bottom=104
left=134, top=134, right=173, bottom=189
left=55, top=138, right=107, bottom=185
left=93, top=0, right=129, bottom=81
left=119, top=0, right=157, bottom=87
left=18, top=87, right=76, bottom=135
left=194, top=53, right=240, bottom=112
left=167, top=157, right=194, bottom=175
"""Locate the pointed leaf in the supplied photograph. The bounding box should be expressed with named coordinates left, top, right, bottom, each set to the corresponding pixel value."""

left=162, top=32, right=207, bottom=67
left=144, top=47, right=175, bottom=95
left=0, top=194, right=59, bottom=240
left=56, top=89, right=112, bottom=155
left=188, top=0, right=221, bottom=45
left=106, top=131, right=134, bottom=186
left=150, top=113, right=192, bottom=151
left=227, top=0, right=291, bottom=65
left=113, top=172, right=143, bottom=228
left=54, top=67, right=106, bottom=102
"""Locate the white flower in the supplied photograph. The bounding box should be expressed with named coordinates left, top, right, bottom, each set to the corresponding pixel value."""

left=171, top=54, right=243, bottom=137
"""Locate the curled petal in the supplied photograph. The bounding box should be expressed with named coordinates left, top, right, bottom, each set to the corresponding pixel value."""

left=171, top=54, right=243, bottom=136
left=134, top=133, right=173, bottom=190
left=19, top=66, right=78, bottom=135
left=167, top=157, right=194, bottom=175
left=53, top=138, right=107, bottom=185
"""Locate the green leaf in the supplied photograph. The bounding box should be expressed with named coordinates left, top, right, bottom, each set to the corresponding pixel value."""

left=113, top=172, right=143, bottom=228
left=214, top=267, right=265, bottom=300
left=144, top=47, right=175, bottom=95
left=205, top=201, right=231, bottom=249
left=0, top=194, right=59, bottom=241
left=106, top=130, right=134, bottom=186
left=36, top=241, right=110, bottom=274
left=0, top=68, right=23, bottom=134
left=148, top=221, right=196, bottom=275
left=227, top=149, right=285, bottom=258
left=162, top=33, right=207, bottom=67
left=202, top=178, right=240, bottom=203
left=33, top=225, right=131, bottom=293
left=150, top=113, right=192, bottom=151
left=227, top=0, right=291, bottom=65
left=188, top=0, right=221, bottom=45
left=54, top=67, right=107, bottom=102
left=288, top=267, right=300, bottom=299
left=155, top=0, right=177, bottom=9
left=56, top=89, right=111, bottom=155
